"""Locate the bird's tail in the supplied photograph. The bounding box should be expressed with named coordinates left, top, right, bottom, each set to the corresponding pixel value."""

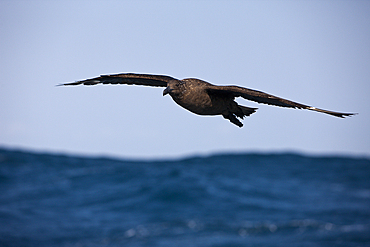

left=238, top=106, right=258, bottom=118
left=223, top=106, right=258, bottom=127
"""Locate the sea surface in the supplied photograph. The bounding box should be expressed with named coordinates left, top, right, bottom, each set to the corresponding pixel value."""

left=0, top=148, right=369, bottom=247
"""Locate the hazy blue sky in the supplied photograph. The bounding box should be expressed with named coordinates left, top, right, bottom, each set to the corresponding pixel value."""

left=1, top=1, right=369, bottom=159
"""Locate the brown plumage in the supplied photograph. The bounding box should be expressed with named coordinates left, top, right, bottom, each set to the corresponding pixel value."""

left=59, top=73, right=356, bottom=127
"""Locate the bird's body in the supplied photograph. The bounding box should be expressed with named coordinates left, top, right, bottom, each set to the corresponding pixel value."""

left=59, top=73, right=356, bottom=127
left=167, top=79, right=227, bottom=115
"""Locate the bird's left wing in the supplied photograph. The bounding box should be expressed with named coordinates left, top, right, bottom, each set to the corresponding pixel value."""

left=59, top=73, right=178, bottom=87
left=206, top=85, right=356, bottom=118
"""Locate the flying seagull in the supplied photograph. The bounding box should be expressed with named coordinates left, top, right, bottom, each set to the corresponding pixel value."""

left=59, top=73, right=356, bottom=127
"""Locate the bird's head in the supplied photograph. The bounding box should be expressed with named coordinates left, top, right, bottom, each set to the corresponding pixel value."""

left=163, top=80, right=184, bottom=97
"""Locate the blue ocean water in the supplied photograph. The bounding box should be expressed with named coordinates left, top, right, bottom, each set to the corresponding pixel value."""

left=0, top=148, right=369, bottom=247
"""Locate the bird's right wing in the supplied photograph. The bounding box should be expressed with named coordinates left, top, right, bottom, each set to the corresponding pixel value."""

left=58, top=73, right=178, bottom=87
left=206, top=85, right=356, bottom=118
left=207, top=85, right=309, bottom=108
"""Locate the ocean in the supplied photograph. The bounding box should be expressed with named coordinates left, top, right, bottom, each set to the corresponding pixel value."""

left=0, top=148, right=369, bottom=247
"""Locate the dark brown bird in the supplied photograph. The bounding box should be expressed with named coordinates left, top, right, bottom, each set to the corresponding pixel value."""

left=59, top=73, right=356, bottom=127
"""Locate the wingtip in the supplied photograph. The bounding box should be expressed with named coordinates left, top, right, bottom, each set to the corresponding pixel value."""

left=307, top=107, right=358, bottom=118
left=347, top=112, right=358, bottom=117
left=338, top=112, right=358, bottom=118
left=55, top=81, right=87, bottom=86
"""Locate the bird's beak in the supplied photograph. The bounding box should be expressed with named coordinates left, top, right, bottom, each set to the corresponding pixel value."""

left=163, top=87, right=171, bottom=96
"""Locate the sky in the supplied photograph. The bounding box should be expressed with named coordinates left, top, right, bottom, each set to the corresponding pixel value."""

left=0, top=0, right=369, bottom=159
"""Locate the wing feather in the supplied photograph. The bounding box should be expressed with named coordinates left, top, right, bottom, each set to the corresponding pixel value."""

left=59, top=73, right=178, bottom=87
left=207, top=85, right=356, bottom=118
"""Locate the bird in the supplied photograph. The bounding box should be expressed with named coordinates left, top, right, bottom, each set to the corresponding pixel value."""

left=59, top=73, right=356, bottom=127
